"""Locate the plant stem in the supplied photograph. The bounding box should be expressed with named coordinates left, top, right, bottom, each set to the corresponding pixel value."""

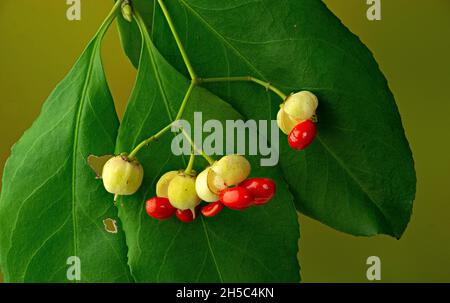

left=175, top=81, right=195, bottom=120
left=157, top=0, right=197, bottom=80
left=184, top=153, right=195, bottom=174
left=199, top=76, right=287, bottom=100
left=180, top=128, right=215, bottom=165
left=127, top=81, right=195, bottom=159
left=128, top=123, right=172, bottom=159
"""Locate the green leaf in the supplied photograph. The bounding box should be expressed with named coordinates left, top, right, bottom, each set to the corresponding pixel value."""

left=118, top=0, right=416, bottom=237
left=115, top=14, right=300, bottom=282
left=0, top=14, right=132, bottom=282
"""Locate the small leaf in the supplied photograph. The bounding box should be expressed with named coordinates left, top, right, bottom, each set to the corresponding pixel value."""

left=87, top=154, right=114, bottom=178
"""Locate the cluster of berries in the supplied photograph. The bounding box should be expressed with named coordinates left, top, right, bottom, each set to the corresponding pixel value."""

left=145, top=155, right=276, bottom=223
left=98, top=91, right=319, bottom=223
left=277, top=91, right=318, bottom=150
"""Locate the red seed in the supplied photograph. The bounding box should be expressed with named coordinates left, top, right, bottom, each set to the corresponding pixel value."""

left=175, top=207, right=199, bottom=223
left=145, top=197, right=176, bottom=220
left=219, top=187, right=254, bottom=210
left=288, top=120, right=317, bottom=150
left=201, top=201, right=224, bottom=217
left=240, top=178, right=276, bottom=205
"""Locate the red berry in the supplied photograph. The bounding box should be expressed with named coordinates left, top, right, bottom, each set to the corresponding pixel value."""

left=219, top=187, right=254, bottom=210
left=175, top=207, right=199, bottom=223
left=240, top=178, right=276, bottom=205
left=146, top=197, right=176, bottom=220
left=288, top=120, right=317, bottom=150
left=201, top=201, right=224, bottom=217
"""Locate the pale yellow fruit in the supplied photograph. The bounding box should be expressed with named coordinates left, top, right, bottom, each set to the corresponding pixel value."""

left=283, top=91, right=318, bottom=121
left=195, top=168, right=219, bottom=202
left=156, top=170, right=178, bottom=198
left=102, top=156, right=144, bottom=196
left=211, top=155, right=251, bottom=186
left=168, top=174, right=201, bottom=211
left=277, top=106, right=301, bottom=135
left=206, top=168, right=227, bottom=194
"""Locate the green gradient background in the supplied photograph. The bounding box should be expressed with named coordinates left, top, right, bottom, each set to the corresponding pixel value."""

left=0, top=0, right=449, bottom=282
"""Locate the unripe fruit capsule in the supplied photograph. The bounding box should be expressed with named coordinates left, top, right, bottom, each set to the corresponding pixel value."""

left=240, top=178, right=276, bottom=205
left=277, top=91, right=319, bottom=135
left=219, top=187, right=254, bottom=210
left=277, top=106, right=300, bottom=135
left=102, top=155, right=144, bottom=197
left=168, top=173, right=201, bottom=212
left=201, top=201, right=224, bottom=218
left=284, top=91, right=318, bottom=121
left=211, top=155, right=251, bottom=186
left=156, top=170, right=178, bottom=198
left=206, top=168, right=227, bottom=195
left=195, top=167, right=221, bottom=202
left=288, top=120, right=317, bottom=150
left=145, top=197, right=176, bottom=220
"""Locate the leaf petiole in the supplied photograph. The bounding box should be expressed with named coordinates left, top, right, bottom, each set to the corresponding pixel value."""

left=198, top=76, right=287, bottom=100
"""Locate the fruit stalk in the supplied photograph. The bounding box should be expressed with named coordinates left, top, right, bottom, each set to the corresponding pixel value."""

left=198, top=76, right=287, bottom=100
left=127, top=82, right=195, bottom=159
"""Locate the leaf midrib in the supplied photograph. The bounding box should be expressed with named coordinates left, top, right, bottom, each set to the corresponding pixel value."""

left=70, top=37, right=102, bottom=279
left=315, top=135, right=394, bottom=234
left=200, top=217, right=224, bottom=282
left=141, top=23, right=174, bottom=122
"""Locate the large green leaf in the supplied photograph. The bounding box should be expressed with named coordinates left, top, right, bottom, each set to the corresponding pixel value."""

left=118, top=0, right=416, bottom=237
left=0, top=8, right=132, bottom=282
left=115, top=14, right=300, bottom=282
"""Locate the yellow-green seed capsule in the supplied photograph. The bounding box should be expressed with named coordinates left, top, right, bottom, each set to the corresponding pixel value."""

left=283, top=91, right=318, bottom=121
left=211, top=155, right=251, bottom=186
left=102, top=155, right=143, bottom=200
left=167, top=173, right=201, bottom=211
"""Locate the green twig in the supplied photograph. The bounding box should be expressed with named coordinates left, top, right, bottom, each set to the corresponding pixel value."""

left=184, top=153, right=195, bottom=174
left=180, top=128, right=215, bottom=165
left=157, top=0, right=197, bottom=80
left=199, top=76, right=287, bottom=100
left=128, top=123, right=172, bottom=159
left=127, top=81, right=195, bottom=158
left=175, top=81, right=195, bottom=120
